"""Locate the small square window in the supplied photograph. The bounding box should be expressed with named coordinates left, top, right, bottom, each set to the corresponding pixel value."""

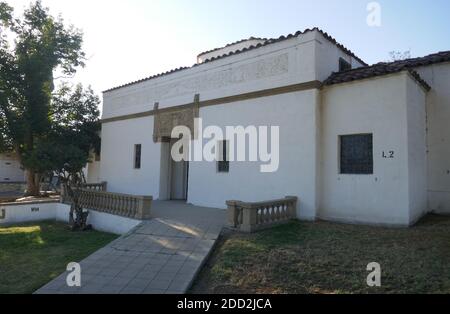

left=340, top=134, right=373, bottom=174
left=134, top=144, right=141, bottom=169
left=339, top=58, right=352, bottom=72
left=217, top=140, right=229, bottom=173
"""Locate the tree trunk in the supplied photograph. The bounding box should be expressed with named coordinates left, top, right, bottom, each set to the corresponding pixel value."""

left=25, top=170, right=41, bottom=197
left=64, top=182, right=91, bottom=231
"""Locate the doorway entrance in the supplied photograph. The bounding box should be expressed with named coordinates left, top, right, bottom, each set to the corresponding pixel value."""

left=169, top=139, right=188, bottom=200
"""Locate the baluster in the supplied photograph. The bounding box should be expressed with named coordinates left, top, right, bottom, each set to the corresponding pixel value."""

left=127, top=197, right=131, bottom=217
left=120, top=196, right=125, bottom=217
left=117, top=196, right=121, bottom=216
left=133, top=198, right=137, bottom=217
left=101, top=192, right=104, bottom=211
left=96, top=192, right=100, bottom=211
left=98, top=193, right=102, bottom=211
left=111, top=194, right=115, bottom=213
left=126, top=196, right=130, bottom=217
left=85, top=191, right=88, bottom=208
left=96, top=191, right=99, bottom=210
left=113, top=195, right=118, bottom=215
left=132, top=197, right=135, bottom=217
left=132, top=198, right=137, bottom=217
left=109, top=193, right=112, bottom=213
left=127, top=198, right=132, bottom=217
left=108, top=194, right=112, bottom=214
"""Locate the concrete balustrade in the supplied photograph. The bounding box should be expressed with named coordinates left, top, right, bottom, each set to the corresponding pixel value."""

left=81, top=181, right=107, bottom=191
left=226, top=196, right=298, bottom=233
left=62, top=185, right=152, bottom=220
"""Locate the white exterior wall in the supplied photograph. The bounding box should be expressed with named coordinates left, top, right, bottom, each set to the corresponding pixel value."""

left=86, top=160, right=101, bottom=183
left=314, top=33, right=365, bottom=82
left=0, top=201, right=140, bottom=235
left=102, top=30, right=326, bottom=120
left=319, top=73, right=427, bottom=226
left=415, top=62, right=450, bottom=214
left=100, top=116, right=162, bottom=197
left=188, top=90, right=320, bottom=220
left=0, top=153, right=25, bottom=182
left=55, top=204, right=141, bottom=235
left=0, top=201, right=59, bottom=225
left=406, top=75, right=428, bottom=223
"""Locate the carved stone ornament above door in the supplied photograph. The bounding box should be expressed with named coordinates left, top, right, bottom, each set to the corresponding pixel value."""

left=153, top=94, right=200, bottom=143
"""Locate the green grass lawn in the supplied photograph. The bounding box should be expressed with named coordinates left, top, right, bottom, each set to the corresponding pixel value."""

left=0, top=221, right=118, bottom=294
left=190, top=214, right=450, bottom=294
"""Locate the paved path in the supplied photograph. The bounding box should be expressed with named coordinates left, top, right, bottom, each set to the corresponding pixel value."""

left=35, top=201, right=225, bottom=294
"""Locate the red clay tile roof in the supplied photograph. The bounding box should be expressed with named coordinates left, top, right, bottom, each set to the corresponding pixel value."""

left=324, top=50, right=450, bottom=91
left=197, top=37, right=267, bottom=60
left=103, top=28, right=367, bottom=93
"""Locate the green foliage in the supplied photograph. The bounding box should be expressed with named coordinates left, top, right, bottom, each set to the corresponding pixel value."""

left=24, top=83, right=100, bottom=174
left=0, top=1, right=99, bottom=188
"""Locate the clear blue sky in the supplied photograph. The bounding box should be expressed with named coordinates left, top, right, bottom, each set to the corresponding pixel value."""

left=8, top=0, right=450, bottom=96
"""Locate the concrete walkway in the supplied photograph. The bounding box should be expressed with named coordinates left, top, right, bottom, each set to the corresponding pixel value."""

left=35, top=201, right=225, bottom=294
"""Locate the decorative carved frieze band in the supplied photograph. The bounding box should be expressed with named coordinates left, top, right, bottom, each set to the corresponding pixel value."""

left=153, top=94, right=200, bottom=143
left=101, top=80, right=322, bottom=124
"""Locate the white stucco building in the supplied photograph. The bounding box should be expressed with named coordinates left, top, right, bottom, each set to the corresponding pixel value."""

left=94, top=28, right=450, bottom=226
left=0, top=153, right=25, bottom=183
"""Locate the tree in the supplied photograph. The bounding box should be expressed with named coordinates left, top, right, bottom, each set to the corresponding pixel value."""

left=0, top=1, right=95, bottom=196
left=25, top=83, right=100, bottom=230
left=388, top=50, right=411, bottom=62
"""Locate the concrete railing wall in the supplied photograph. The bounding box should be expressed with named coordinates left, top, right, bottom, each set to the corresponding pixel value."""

left=81, top=181, right=107, bottom=191
left=226, top=196, right=298, bottom=233
left=61, top=185, right=152, bottom=220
